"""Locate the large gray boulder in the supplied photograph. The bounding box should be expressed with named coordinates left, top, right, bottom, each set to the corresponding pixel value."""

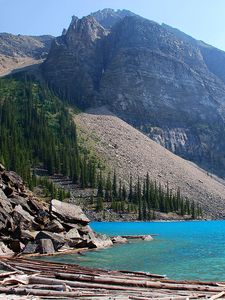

left=22, top=241, right=38, bottom=254
left=88, top=234, right=113, bottom=249
left=38, top=239, right=55, bottom=254
left=35, top=231, right=67, bottom=250
left=65, top=228, right=81, bottom=240
left=50, top=199, right=90, bottom=225
left=12, top=205, right=38, bottom=231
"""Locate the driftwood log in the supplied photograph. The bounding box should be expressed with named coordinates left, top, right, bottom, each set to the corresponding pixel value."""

left=0, top=257, right=225, bottom=299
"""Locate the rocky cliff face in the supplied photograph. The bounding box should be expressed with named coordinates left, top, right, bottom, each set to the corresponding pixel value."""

left=42, top=16, right=108, bottom=108
left=42, top=10, right=225, bottom=177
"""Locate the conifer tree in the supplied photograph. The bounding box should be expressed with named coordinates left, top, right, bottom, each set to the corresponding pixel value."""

left=105, top=172, right=112, bottom=202
left=112, top=170, right=118, bottom=200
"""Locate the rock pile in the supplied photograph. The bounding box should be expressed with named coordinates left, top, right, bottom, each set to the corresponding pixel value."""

left=0, top=164, right=112, bottom=256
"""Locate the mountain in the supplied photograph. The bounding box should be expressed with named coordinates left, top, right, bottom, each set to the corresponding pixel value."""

left=42, top=9, right=225, bottom=177
left=0, top=33, right=53, bottom=76
left=75, top=107, right=225, bottom=219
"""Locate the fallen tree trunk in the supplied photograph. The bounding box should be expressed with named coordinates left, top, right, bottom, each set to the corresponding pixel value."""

left=0, top=271, right=18, bottom=278
left=0, top=287, right=109, bottom=298
left=29, top=275, right=150, bottom=292
left=0, top=261, right=24, bottom=274
left=56, top=272, right=224, bottom=292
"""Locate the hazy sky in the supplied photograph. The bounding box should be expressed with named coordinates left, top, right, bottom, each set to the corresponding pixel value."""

left=1, top=0, right=225, bottom=50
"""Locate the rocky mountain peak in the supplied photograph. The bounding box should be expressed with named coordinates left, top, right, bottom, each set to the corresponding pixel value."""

left=90, top=8, right=137, bottom=29
left=66, top=15, right=108, bottom=43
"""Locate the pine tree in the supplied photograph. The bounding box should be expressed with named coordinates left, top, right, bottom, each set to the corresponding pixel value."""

left=97, top=171, right=104, bottom=198
left=122, top=184, right=127, bottom=201
left=105, top=172, right=112, bottom=202
left=128, top=175, right=133, bottom=202
left=112, top=170, right=118, bottom=200
left=96, top=197, right=104, bottom=212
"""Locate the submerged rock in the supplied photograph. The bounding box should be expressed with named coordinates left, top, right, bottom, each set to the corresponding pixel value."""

left=112, top=236, right=128, bottom=244
left=142, top=235, right=153, bottom=241
left=88, top=234, right=113, bottom=249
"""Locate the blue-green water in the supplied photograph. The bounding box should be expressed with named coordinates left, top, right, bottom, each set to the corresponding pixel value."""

left=39, top=221, right=225, bottom=281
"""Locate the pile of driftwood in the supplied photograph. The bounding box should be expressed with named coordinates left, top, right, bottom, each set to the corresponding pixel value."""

left=0, top=258, right=225, bottom=299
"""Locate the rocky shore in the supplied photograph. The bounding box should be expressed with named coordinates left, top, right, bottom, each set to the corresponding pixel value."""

left=0, top=164, right=115, bottom=257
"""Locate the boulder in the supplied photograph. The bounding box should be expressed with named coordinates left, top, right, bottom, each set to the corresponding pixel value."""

left=142, top=235, right=153, bottom=241
left=44, top=219, right=64, bottom=233
left=35, top=231, right=67, bottom=250
left=65, top=228, right=81, bottom=240
left=38, top=239, right=55, bottom=254
left=50, top=199, right=90, bottom=225
left=0, top=189, right=13, bottom=214
left=9, top=196, right=32, bottom=214
left=28, top=197, right=46, bottom=212
left=77, top=225, right=96, bottom=240
left=23, top=241, right=38, bottom=254
left=0, top=206, right=11, bottom=230
left=88, top=234, right=113, bottom=249
left=112, top=236, right=128, bottom=244
left=2, top=171, right=24, bottom=190
left=0, top=241, right=14, bottom=256
left=12, top=205, right=37, bottom=231
left=34, top=210, right=50, bottom=226
left=20, top=230, right=39, bottom=241
left=3, top=185, right=14, bottom=197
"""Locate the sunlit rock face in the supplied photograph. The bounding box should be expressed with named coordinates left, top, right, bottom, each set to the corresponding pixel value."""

left=42, top=10, right=225, bottom=176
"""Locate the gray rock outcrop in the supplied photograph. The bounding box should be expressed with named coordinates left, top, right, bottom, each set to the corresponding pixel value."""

left=0, top=165, right=112, bottom=256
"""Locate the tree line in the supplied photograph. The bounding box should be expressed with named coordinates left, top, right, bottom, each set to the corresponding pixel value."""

left=95, top=171, right=203, bottom=220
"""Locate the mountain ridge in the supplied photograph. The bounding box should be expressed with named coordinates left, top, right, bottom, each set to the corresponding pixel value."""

left=0, top=33, right=53, bottom=76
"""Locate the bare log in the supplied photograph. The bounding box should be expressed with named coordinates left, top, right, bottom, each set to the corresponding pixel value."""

left=56, top=272, right=224, bottom=292
left=0, top=261, right=24, bottom=274
left=29, top=276, right=150, bottom=292
left=120, top=269, right=166, bottom=278
left=210, top=291, right=225, bottom=300
left=0, top=271, right=18, bottom=278
left=0, top=287, right=109, bottom=298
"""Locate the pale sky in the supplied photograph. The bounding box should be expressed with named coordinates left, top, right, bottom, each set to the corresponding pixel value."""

left=1, top=0, right=225, bottom=50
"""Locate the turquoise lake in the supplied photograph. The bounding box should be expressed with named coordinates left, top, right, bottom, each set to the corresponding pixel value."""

left=39, top=221, right=225, bottom=281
